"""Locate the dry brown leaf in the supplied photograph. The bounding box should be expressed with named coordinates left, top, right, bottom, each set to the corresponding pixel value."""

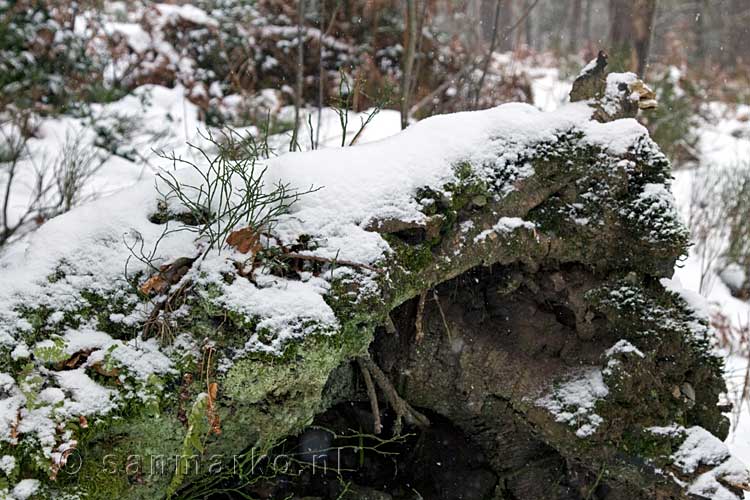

left=49, top=440, right=78, bottom=481
left=226, top=226, right=261, bottom=255
left=78, top=415, right=88, bottom=429
left=206, top=381, right=221, bottom=436
left=139, top=257, right=195, bottom=296
left=91, top=361, right=121, bottom=380
left=57, top=349, right=94, bottom=370
left=63, top=353, right=83, bottom=369
left=208, top=382, right=218, bottom=401
left=10, top=410, right=20, bottom=444
left=139, top=274, right=168, bottom=295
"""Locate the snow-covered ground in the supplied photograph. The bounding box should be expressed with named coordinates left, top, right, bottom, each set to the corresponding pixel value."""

left=0, top=84, right=403, bottom=233
left=670, top=108, right=750, bottom=473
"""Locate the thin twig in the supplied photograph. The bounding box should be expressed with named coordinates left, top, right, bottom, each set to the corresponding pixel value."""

left=280, top=252, right=382, bottom=273
left=503, top=0, right=542, bottom=44
left=474, top=0, right=541, bottom=109
left=474, top=0, right=503, bottom=109
left=315, top=0, right=325, bottom=150
left=400, top=0, right=418, bottom=129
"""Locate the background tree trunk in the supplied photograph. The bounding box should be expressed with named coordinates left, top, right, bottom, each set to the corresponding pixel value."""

left=499, top=0, right=514, bottom=51
left=568, top=0, right=582, bottom=53
left=608, top=0, right=656, bottom=75
left=725, top=0, right=750, bottom=69
left=690, top=0, right=706, bottom=70
left=584, top=0, right=593, bottom=50
left=474, top=0, right=503, bottom=109
left=524, top=0, right=533, bottom=48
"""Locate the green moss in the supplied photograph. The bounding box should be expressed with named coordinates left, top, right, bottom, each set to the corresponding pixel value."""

left=618, top=428, right=685, bottom=466
left=388, top=237, right=433, bottom=271
left=12, top=287, right=141, bottom=349
left=59, top=413, right=186, bottom=499
left=79, top=290, right=141, bottom=340
left=223, top=327, right=369, bottom=440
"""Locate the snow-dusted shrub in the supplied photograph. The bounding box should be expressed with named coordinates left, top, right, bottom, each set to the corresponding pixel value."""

left=153, top=129, right=317, bottom=255
left=688, top=164, right=750, bottom=297
left=0, top=121, right=104, bottom=247
left=720, top=167, right=750, bottom=299
left=640, top=67, right=703, bottom=167
left=0, top=1, right=112, bottom=113
left=49, top=132, right=104, bottom=216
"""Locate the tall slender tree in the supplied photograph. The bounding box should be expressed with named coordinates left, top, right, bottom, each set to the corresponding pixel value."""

left=524, top=0, right=533, bottom=48
left=568, top=0, right=582, bottom=53
left=725, top=0, right=750, bottom=68
left=584, top=0, right=593, bottom=50
left=608, top=0, right=656, bottom=75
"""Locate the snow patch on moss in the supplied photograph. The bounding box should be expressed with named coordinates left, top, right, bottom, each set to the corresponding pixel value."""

left=536, top=368, right=609, bottom=438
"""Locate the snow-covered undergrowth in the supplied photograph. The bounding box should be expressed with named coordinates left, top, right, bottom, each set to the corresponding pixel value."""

left=670, top=105, right=750, bottom=482
left=0, top=83, right=404, bottom=238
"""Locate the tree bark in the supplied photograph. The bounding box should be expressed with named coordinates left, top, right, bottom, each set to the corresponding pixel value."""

left=568, top=0, right=582, bottom=53
left=608, top=0, right=656, bottom=75
left=725, top=0, right=750, bottom=68
left=584, top=0, right=592, bottom=49
left=499, top=0, right=514, bottom=52
left=524, top=0, right=533, bottom=48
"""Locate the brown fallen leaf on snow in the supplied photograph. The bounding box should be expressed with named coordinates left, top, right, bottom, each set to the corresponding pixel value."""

left=90, top=361, right=121, bottom=380
left=56, top=349, right=95, bottom=370
left=50, top=440, right=78, bottom=480
left=139, top=256, right=196, bottom=295
left=139, top=274, right=168, bottom=295
left=226, top=226, right=262, bottom=255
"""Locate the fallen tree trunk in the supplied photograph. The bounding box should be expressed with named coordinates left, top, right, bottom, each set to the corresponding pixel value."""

left=0, top=57, right=746, bottom=500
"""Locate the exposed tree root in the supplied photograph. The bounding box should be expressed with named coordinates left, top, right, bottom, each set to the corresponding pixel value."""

left=415, top=290, right=427, bottom=343
left=432, top=289, right=452, bottom=342
left=357, top=357, right=383, bottom=435
left=357, top=355, right=430, bottom=435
